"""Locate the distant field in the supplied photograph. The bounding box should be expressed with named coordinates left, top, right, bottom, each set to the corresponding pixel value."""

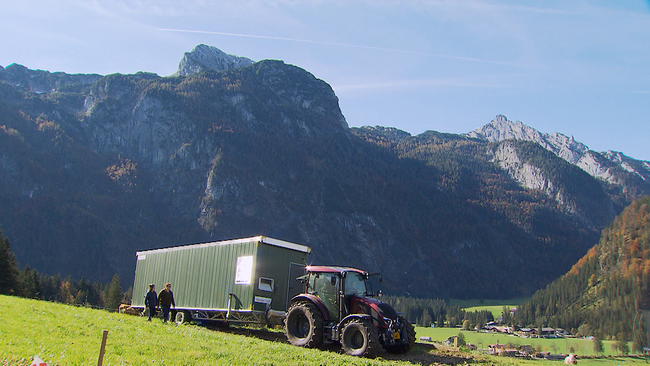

left=449, top=298, right=529, bottom=308
left=462, top=305, right=514, bottom=318
left=450, top=298, right=526, bottom=318
left=414, top=326, right=646, bottom=366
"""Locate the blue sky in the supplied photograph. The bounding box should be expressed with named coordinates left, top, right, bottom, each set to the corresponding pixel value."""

left=2, top=0, right=649, bottom=160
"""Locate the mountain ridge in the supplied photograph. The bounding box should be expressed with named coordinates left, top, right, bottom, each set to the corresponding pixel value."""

left=466, top=114, right=650, bottom=190
left=1, top=45, right=649, bottom=299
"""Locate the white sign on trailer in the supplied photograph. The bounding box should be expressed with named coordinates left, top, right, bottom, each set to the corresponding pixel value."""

left=235, top=255, right=253, bottom=284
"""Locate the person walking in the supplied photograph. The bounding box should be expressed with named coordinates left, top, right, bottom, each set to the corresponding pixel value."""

left=144, top=284, right=158, bottom=321
left=157, top=282, right=175, bottom=322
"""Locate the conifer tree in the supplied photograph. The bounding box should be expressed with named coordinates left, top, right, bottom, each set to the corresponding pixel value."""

left=104, top=274, right=123, bottom=311
left=18, top=266, right=41, bottom=298
left=0, top=228, right=19, bottom=295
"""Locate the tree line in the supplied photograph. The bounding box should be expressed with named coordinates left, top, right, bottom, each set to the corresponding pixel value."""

left=383, top=295, right=494, bottom=329
left=0, top=227, right=129, bottom=311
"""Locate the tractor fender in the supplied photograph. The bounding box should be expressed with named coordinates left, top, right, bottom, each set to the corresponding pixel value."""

left=289, top=294, right=331, bottom=321
left=337, top=314, right=374, bottom=333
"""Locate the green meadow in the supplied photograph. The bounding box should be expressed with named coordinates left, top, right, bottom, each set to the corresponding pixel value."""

left=0, top=295, right=477, bottom=366
left=2, top=295, right=645, bottom=366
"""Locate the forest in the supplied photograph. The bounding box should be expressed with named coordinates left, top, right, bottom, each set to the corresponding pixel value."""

left=0, top=227, right=127, bottom=311
left=512, top=195, right=650, bottom=341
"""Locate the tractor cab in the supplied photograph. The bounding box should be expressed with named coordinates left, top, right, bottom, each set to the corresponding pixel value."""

left=303, top=266, right=381, bottom=321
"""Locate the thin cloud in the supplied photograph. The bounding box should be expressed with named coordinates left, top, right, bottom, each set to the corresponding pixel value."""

left=333, top=77, right=517, bottom=92
left=158, top=27, right=529, bottom=67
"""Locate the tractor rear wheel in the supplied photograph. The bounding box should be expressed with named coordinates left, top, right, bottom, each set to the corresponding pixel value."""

left=341, top=318, right=379, bottom=358
left=285, top=302, right=323, bottom=348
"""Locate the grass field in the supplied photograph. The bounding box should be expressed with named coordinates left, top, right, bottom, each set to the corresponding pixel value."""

left=1, top=295, right=495, bottom=366
left=2, top=295, right=644, bottom=366
left=1, top=295, right=419, bottom=365
left=449, top=298, right=528, bottom=308
left=449, top=298, right=526, bottom=318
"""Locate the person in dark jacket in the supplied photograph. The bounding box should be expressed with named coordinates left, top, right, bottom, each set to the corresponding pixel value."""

left=157, top=282, right=175, bottom=322
left=144, top=284, right=158, bottom=321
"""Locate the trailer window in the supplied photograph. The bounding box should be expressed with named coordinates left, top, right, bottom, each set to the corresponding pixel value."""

left=258, top=277, right=274, bottom=292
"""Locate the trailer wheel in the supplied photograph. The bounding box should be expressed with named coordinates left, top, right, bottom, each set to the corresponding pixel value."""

left=285, top=302, right=323, bottom=348
left=341, top=318, right=379, bottom=358
left=174, top=310, right=191, bottom=325
left=384, top=317, right=416, bottom=354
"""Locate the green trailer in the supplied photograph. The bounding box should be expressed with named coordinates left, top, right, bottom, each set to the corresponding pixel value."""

left=131, top=236, right=311, bottom=325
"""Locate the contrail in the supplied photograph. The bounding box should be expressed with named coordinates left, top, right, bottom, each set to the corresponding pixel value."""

left=158, top=28, right=528, bottom=67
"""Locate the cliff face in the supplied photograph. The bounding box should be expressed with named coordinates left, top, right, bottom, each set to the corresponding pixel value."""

left=1, top=46, right=648, bottom=299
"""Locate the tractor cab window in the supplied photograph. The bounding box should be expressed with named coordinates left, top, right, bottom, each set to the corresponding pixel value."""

left=309, top=273, right=338, bottom=296
left=309, top=272, right=340, bottom=320
left=344, top=272, right=367, bottom=296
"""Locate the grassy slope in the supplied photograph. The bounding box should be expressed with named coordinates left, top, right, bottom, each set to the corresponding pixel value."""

left=3, top=295, right=414, bottom=365
left=4, top=295, right=643, bottom=366
left=2, top=295, right=483, bottom=366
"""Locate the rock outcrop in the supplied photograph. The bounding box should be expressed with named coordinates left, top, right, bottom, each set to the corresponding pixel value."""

left=174, top=44, right=254, bottom=76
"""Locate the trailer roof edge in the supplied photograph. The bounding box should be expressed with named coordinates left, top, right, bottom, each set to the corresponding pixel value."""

left=135, top=235, right=311, bottom=256
left=259, top=236, right=312, bottom=254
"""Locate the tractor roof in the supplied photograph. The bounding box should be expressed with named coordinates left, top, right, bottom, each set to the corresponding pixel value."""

left=306, top=266, right=367, bottom=275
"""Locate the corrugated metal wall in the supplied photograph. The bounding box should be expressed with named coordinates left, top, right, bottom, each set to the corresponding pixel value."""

left=132, top=238, right=308, bottom=312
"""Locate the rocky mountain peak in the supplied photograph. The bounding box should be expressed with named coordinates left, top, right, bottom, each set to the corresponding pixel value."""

left=468, top=115, right=589, bottom=164
left=468, top=115, right=650, bottom=194
left=175, top=44, right=254, bottom=76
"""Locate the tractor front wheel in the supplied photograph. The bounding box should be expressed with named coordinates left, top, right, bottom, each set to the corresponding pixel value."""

left=285, top=302, right=323, bottom=348
left=341, top=318, right=379, bottom=358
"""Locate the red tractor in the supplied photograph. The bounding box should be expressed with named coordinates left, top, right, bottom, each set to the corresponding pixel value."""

left=284, top=266, right=415, bottom=358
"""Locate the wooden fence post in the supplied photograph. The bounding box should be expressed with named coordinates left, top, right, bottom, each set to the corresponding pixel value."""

left=97, top=330, right=109, bottom=366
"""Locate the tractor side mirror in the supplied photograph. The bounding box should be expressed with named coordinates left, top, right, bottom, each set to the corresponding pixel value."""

left=366, top=273, right=383, bottom=297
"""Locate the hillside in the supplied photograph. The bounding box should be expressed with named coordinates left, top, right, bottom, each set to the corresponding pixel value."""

left=0, top=295, right=428, bottom=365
left=1, top=44, right=649, bottom=299
left=514, top=196, right=650, bottom=337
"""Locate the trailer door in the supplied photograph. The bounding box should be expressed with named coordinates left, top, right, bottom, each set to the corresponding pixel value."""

left=287, top=263, right=305, bottom=304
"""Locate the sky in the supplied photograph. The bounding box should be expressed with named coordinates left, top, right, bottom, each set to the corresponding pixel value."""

left=1, top=0, right=649, bottom=161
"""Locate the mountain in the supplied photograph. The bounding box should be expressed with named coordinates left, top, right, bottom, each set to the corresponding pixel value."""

left=514, top=196, right=650, bottom=337
left=1, top=44, right=649, bottom=299
left=468, top=115, right=650, bottom=202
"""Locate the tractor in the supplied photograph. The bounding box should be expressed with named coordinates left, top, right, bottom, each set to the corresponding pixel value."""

left=284, top=266, right=415, bottom=358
